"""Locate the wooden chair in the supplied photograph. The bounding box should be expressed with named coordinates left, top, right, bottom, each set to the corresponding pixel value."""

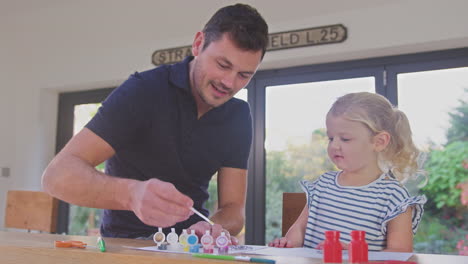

left=282, top=192, right=306, bottom=236
left=4, top=190, right=59, bottom=233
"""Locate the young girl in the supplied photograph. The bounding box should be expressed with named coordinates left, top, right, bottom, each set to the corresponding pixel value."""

left=269, top=92, right=426, bottom=252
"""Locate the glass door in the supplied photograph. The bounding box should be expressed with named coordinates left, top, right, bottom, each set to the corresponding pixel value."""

left=207, top=89, right=248, bottom=244
left=55, top=88, right=113, bottom=234
left=264, top=77, right=375, bottom=242
left=391, top=65, right=468, bottom=254
left=68, top=103, right=103, bottom=236
left=246, top=65, right=384, bottom=244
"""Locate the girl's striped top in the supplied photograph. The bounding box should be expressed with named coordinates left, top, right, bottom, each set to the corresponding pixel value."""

left=301, top=171, right=426, bottom=251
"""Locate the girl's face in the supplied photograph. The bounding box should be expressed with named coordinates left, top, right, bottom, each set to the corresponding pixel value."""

left=326, top=115, right=379, bottom=174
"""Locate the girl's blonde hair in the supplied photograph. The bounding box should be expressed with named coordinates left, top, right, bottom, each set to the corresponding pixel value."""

left=327, top=92, right=420, bottom=182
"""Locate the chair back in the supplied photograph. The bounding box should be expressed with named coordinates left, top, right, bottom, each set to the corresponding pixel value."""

left=5, top=190, right=59, bottom=233
left=282, top=192, right=306, bottom=236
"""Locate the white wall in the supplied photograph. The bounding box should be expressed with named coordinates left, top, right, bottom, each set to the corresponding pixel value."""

left=1, top=0, right=467, bottom=229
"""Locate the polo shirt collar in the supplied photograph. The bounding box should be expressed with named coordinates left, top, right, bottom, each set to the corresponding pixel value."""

left=168, top=56, right=232, bottom=119
left=169, top=56, right=193, bottom=94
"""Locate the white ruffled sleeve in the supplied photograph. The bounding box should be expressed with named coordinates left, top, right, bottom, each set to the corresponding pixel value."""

left=300, top=179, right=320, bottom=209
left=382, top=194, right=427, bottom=235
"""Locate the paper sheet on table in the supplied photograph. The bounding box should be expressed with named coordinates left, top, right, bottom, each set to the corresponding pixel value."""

left=248, top=247, right=413, bottom=261
left=132, top=245, right=411, bottom=261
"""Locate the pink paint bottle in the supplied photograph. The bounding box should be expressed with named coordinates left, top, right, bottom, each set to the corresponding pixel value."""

left=349, top=230, right=368, bottom=263
left=323, top=230, right=342, bottom=263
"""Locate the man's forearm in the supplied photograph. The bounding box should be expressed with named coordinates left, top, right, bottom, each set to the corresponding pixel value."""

left=42, top=153, right=135, bottom=210
left=210, top=204, right=245, bottom=236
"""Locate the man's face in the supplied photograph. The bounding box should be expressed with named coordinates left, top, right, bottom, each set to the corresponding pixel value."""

left=190, top=32, right=263, bottom=111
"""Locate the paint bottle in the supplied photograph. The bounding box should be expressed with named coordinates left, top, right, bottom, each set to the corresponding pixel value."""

left=323, top=230, right=342, bottom=263
left=153, top=227, right=166, bottom=249
left=216, top=231, right=229, bottom=254
left=187, top=230, right=200, bottom=253
left=179, top=229, right=189, bottom=252
left=200, top=230, right=214, bottom=253
left=166, top=228, right=179, bottom=251
left=349, top=230, right=368, bottom=263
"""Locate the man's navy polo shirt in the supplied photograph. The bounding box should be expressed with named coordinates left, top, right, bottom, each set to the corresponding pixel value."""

left=85, top=56, right=252, bottom=238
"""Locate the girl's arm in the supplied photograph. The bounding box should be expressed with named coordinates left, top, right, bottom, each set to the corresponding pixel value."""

left=268, top=203, right=309, bottom=248
left=384, top=207, right=413, bottom=252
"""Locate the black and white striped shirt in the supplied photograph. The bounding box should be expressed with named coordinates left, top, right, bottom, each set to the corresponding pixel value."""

left=301, top=171, right=426, bottom=251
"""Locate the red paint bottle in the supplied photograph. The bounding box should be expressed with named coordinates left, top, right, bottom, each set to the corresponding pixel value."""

left=349, top=230, right=368, bottom=263
left=323, top=230, right=342, bottom=263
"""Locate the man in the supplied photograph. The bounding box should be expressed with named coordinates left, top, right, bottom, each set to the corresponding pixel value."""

left=42, top=3, right=268, bottom=243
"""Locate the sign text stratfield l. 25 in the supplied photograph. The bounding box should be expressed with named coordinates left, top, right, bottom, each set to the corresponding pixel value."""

left=152, top=24, right=347, bottom=66
left=267, top=24, right=347, bottom=51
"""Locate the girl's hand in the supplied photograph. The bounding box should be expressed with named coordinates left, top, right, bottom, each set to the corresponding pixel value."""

left=316, top=241, right=349, bottom=250
left=268, top=237, right=295, bottom=248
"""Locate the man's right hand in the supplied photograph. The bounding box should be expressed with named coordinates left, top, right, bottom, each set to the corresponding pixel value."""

left=129, top=178, right=194, bottom=227
left=42, top=128, right=194, bottom=228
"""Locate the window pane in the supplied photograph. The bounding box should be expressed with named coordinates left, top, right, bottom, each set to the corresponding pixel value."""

left=69, top=103, right=102, bottom=236
left=235, top=88, right=248, bottom=102
left=204, top=89, right=248, bottom=243
left=398, top=67, right=468, bottom=148
left=234, top=88, right=248, bottom=243
left=265, top=77, right=375, bottom=242
left=73, top=103, right=101, bottom=136
left=397, top=67, right=468, bottom=255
